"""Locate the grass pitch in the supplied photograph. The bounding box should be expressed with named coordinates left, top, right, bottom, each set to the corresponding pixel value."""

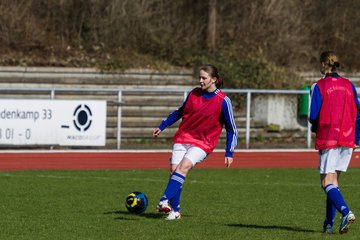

left=1, top=168, right=359, bottom=240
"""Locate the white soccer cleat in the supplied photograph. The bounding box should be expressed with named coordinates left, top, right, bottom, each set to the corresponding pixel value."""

left=165, top=210, right=181, bottom=220
left=156, top=200, right=172, bottom=213
left=339, top=211, right=355, bottom=234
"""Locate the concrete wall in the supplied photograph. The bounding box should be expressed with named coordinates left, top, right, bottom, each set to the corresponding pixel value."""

left=253, top=94, right=306, bottom=130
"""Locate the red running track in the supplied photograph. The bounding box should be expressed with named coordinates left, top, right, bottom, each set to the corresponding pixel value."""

left=1, top=150, right=360, bottom=171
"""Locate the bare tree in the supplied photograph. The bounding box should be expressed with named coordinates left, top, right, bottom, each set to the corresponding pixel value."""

left=207, top=0, right=217, bottom=51
left=1, top=0, right=360, bottom=70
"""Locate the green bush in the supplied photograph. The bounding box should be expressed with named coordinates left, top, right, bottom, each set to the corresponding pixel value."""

left=184, top=51, right=305, bottom=109
left=191, top=51, right=303, bottom=90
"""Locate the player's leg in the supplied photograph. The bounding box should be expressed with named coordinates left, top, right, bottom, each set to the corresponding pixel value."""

left=326, top=171, right=339, bottom=233
left=162, top=158, right=190, bottom=201
left=319, top=148, right=340, bottom=233
left=165, top=144, right=206, bottom=201
left=159, top=158, right=191, bottom=218
left=322, top=173, right=350, bottom=216
left=168, top=157, right=193, bottom=210
left=336, top=147, right=355, bottom=234
left=321, top=172, right=338, bottom=233
left=166, top=145, right=207, bottom=220
left=156, top=144, right=185, bottom=213
left=320, top=147, right=355, bottom=233
left=171, top=164, right=177, bottom=174
left=170, top=185, right=182, bottom=213
left=156, top=164, right=178, bottom=212
left=164, top=159, right=192, bottom=220
left=323, top=196, right=336, bottom=233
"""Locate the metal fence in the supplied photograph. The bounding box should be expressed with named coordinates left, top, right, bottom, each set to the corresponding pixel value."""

left=0, top=87, right=312, bottom=149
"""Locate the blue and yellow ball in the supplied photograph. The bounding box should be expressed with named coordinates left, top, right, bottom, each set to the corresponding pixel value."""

left=125, top=191, right=148, bottom=214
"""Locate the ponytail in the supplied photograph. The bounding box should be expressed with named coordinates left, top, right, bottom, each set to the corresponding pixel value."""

left=320, top=51, right=340, bottom=72
left=333, top=61, right=340, bottom=68
left=216, top=76, right=223, bottom=88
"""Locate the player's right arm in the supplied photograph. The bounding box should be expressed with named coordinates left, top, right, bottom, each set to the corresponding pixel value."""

left=152, top=93, right=190, bottom=137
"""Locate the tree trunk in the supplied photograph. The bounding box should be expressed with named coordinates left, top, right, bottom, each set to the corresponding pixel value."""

left=207, top=0, right=217, bottom=51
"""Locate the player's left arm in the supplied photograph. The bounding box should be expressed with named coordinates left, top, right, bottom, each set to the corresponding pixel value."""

left=308, top=83, right=322, bottom=132
left=221, top=96, right=238, bottom=167
left=351, top=83, right=360, bottom=146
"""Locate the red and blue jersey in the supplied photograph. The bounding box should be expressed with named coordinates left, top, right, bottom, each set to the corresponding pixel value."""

left=309, top=73, right=360, bottom=149
left=159, top=88, right=238, bottom=157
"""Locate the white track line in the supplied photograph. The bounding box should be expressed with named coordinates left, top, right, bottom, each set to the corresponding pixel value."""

left=0, top=149, right=317, bottom=154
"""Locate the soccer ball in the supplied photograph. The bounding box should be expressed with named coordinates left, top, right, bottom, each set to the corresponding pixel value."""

left=125, top=191, right=148, bottom=214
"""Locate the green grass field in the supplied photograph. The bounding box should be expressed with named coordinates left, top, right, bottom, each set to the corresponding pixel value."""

left=1, top=168, right=359, bottom=240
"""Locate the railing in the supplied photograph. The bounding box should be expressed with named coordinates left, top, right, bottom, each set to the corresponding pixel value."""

left=0, top=87, right=312, bottom=149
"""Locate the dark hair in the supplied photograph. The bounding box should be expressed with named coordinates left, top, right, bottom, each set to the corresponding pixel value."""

left=320, top=51, right=340, bottom=72
left=199, top=64, right=223, bottom=88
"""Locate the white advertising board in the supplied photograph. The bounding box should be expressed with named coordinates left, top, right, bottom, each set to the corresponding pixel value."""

left=0, top=100, right=107, bottom=146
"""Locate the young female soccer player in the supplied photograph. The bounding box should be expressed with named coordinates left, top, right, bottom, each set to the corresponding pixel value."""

left=309, top=51, right=359, bottom=234
left=152, top=64, right=238, bottom=220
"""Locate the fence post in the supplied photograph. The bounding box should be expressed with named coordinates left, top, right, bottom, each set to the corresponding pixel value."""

left=117, top=91, right=123, bottom=149
left=246, top=91, right=251, bottom=149
left=50, top=90, right=55, bottom=99
left=183, top=90, right=188, bottom=100
left=307, top=92, right=312, bottom=148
